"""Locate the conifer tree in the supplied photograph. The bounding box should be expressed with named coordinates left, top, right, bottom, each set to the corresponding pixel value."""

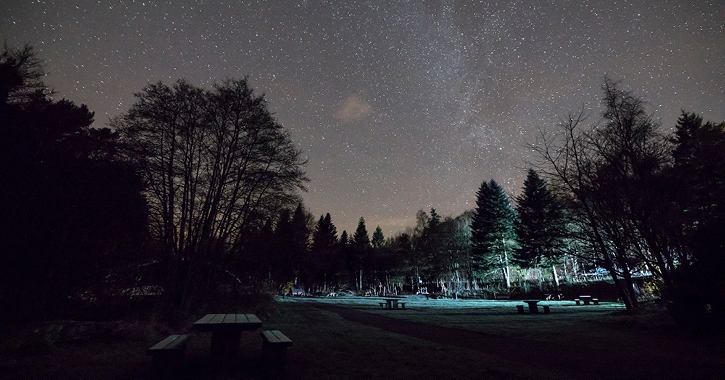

left=372, top=226, right=385, bottom=249
left=311, top=213, right=338, bottom=289
left=352, top=217, right=371, bottom=290
left=470, top=180, right=518, bottom=287
left=515, top=169, right=567, bottom=285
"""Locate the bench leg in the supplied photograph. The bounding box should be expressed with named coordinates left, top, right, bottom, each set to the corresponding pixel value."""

left=543, top=305, right=550, bottom=314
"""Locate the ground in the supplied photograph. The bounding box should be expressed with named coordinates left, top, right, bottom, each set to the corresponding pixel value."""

left=2, top=295, right=723, bottom=379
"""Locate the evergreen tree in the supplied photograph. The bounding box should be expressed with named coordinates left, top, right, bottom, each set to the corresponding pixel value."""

left=272, top=208, right=294, bottom=283
left=352, top=217, right=371, bottom=249
left=428, top=208, right=441, bottom=230
left=470, top=180, right=518, bottom=287
left=351, top=217, right=371, bottom=290
left=667, top=112, right=725, bottom=329
left=289, top=203, right=311, bottom=282
left=339, top=230, right=354, bottom=288
left=310, top=213, right=339, bottom=289
left=0, top=44, right=148, bottom=321
left=515, top=169, right=567, bottom=285
left=419, top=208, right=445, bottom=283
left=372, top=226, right=385, bottom=249
left=339, top=230, right=349, bottom=249
left=312, top=214, right=338, bottom=252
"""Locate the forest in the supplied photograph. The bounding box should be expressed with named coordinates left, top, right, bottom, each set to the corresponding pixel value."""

left=1, top=44, right=723, bottom=332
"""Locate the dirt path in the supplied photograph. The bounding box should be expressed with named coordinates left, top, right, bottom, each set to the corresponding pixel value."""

left=306, top=300, right=721, bottom=379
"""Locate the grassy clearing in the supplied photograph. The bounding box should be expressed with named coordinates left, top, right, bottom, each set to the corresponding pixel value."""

left=1, top=296, right=723, bottom=379
left=305, top=296, right=725, bottom=364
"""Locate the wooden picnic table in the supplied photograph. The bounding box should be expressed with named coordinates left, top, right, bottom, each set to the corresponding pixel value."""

left=579, top=295, right=593, bottom=305
left=382, top=298, right=404, bottom=309
left=523, top=299, right=541, bottom=314
left=192, top=313, right=262, bottom=360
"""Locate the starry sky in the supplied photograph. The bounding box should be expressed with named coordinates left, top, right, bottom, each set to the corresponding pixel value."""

left=2, top=0, right=724, bottom=236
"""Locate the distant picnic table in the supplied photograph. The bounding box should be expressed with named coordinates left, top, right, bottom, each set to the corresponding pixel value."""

left=379, top=298, right=406, bottom=309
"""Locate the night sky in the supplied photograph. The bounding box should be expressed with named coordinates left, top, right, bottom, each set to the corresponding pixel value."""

left=2, top=1, right=723, bottom=236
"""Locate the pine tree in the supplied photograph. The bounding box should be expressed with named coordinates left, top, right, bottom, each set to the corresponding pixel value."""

left=372, top=226, right=385, bottom=249
left=272, top=208, right=294, bottom=283
left=339, top=230, right=353, bottom=287
left=289, top=204, right=311, bottom=281
left=311, top=213, right=339, bottom=289
left=352, top=217, right=371, bottom=290
left=419, top=208, right=444, bottom=282
left=515, top=169, right=567, bottom=285
left=470, top=180, right=518, bottom=287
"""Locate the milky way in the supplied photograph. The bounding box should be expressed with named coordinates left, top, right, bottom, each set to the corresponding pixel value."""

left=2, top=0, right=723, bottom=235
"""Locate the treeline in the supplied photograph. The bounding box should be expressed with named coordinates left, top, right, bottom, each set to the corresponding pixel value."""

left=1, top=45, right=723, bottom=331
left=239, top=78, right=725, bottom=332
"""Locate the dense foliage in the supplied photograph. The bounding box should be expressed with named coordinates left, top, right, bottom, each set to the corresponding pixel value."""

left=0, top=45, right=148, bottom=322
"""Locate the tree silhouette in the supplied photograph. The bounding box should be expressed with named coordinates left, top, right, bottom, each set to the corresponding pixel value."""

left=470, top=180, right=517, bottom=287
left=372, top=226, right=385, bottom=249
left=351, top=217, right=371, bottom=290
left=0, top=44, right=147, bottom=321
left=515, top=169, right=567, bottom=285
left=532, top=78, right=670, bottom=311
left=310, top=213, right=339, bottom=290
left=113, top=78, right=307, bottom=310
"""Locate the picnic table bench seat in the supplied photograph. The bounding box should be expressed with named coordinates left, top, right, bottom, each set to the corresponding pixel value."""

left=147, top=334, right=190, bottom=378
left=261, top=330, right=293, bottom=363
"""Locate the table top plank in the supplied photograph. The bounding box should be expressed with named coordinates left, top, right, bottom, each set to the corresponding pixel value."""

left=192, top=313, right=262, bottom=332
left=210, top=314, right=225, bottom=324
left=246, top=314, right=262, bottom=324
left=194, top=314, right=215, bottom=325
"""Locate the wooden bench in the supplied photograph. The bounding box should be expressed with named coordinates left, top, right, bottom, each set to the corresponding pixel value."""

left=516, top=305, right=525, bottom=314
left=575, top=298, right=581, bottom=306
left=398, top=302, right=406, bottom=309
left=147, top=334, right=189, bottom=378
left=592, top=298, right=599, bottom=305
left=542, top=305, right=551, bottom=314
left=261, top=330, right=293, bottom=363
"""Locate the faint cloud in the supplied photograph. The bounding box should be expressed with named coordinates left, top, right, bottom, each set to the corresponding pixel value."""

left=336, top=95, right=373, bottom=124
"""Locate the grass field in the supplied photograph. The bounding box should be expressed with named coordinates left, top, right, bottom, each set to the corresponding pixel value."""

left=2, top=295, right=723, bottom=379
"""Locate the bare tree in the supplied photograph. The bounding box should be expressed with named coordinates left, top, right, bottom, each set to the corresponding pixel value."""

left=530, top=78, right=671, bottom=312
left=113, top=78, right=307, bottom=310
